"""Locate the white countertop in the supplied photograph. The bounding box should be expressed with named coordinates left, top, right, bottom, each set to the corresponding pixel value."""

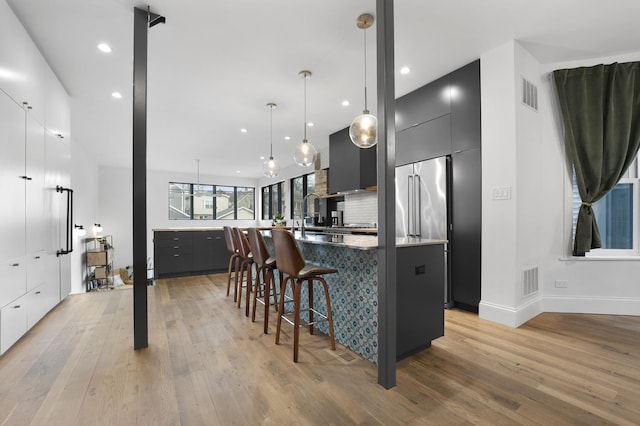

left=263, top=230, right=446, bottom=250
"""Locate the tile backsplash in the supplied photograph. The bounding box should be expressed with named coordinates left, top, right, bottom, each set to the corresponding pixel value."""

left=342, top=191, right=378, bottom=225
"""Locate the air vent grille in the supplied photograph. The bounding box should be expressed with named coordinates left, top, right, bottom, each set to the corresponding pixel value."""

left=522, top=266, right=539, bottom=297
left=521, top=77, right=538, bottom=111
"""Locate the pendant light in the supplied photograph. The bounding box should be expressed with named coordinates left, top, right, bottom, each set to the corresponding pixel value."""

left=293, top=70, right=317, bottom=167
left=263, top=102, right=280, bottom=178
left=349, top=13, right=377, bottom=149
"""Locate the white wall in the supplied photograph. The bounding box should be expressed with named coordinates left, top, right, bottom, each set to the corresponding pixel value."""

left=481, top=41, right=640, bottom=327
left=69, top=139, right=100, bottom=294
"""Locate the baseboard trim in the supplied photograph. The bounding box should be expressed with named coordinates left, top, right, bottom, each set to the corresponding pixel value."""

left=479, top=297, right=543, bottom=328
left=543, top=296, right=640, bottom=316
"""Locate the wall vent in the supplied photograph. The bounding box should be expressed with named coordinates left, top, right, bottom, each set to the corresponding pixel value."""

left=522, top=266, right=539, bottom=297
left=521, top=77, right=538, bottom=111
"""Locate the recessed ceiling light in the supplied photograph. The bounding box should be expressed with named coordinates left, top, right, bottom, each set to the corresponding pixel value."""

left=112, top=92, right=122, bottom=99
left=307, top=122, right=314, bottom=127
left=97, top=43, right=112, bottom=53
left=240, top=128, right=247, bottom=133
left=236, top=170, right=241, bottom=174
left=341, top=100, right=350, bottom=107
left=284, top=136, right=291, bottom=140
left=259, top=156, right=265, bottom=160
left=400, top=66, right=411, bottom=75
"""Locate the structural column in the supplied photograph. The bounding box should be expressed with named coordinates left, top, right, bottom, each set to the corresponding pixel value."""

left=376, top=0, right=397, bottom=388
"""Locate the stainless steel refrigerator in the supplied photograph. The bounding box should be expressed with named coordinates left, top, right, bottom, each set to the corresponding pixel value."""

left=395, top=156, right=453, bottom=307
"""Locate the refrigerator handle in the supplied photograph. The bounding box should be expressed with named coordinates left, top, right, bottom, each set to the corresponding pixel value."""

left=407, top=175, right=414, bottom=236
left=415, top=174, right=422, bottom=236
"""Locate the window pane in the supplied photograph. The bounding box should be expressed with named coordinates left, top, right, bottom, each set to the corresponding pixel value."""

left=237, top=187, right=255, bottom=219
left=193, top=184, right=214, bottom=220
left=593, top=183, right=633, bottom=249
left=169, top=182, right=192, bottom=220
left=292, top=177, right=303, bottom=218
left=262, top=187, right=269, bottom=220
left=271, top=184, right=280, bottom=218
left=279, top=182, right=286, bottom=215
left=216, top=186, right=235, bottom=219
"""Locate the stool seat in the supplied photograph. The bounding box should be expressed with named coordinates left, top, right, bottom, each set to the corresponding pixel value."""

left=297, top=264, right=338, bottom=278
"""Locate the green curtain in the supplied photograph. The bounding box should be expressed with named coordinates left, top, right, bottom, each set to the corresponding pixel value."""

left=553, top=62, right=640, bottom=256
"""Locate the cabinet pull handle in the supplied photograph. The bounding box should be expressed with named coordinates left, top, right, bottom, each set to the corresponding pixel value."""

left=173, top=254, right=180, bottom=257
left=173, top=246, right=179, bottom=249
left=173, top=238, right=179, bottom=241
left=35, top=256, right=41, bottom=259
left=36, top=291, right=41, bottom=294
left=216, top=236, right=221, bottom=240
left=12, top=263, right=20, bottom=267
left=19, top=175, right=32, bottom=180
left=206, top=237, right=212, bottom=240
left=13, top=305, right=21, bottom=309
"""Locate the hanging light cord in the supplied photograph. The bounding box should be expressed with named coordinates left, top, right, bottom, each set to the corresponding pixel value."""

left=303, top=74, right=308, bottom=141
left=363, top=28, right=368, bottom=113
left=269, top=104, right=274, bottom=158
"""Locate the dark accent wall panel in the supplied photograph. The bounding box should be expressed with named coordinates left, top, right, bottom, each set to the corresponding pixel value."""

left=451, top=148, right=482, bottom=311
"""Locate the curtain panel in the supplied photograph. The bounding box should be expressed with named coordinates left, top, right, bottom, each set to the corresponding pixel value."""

left=553, top=62, right=640, bottom=256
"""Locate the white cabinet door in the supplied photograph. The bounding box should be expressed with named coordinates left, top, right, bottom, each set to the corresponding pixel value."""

left=1, top=296, right=28, bottom=355
left=0, top=257, right=27, bottom=308
left=26, top=280, right=58, bottom=329
left=26, top=251, right=45, bottom=292
left=25, top=112, right=46, bottom=254
left=0, top=93, right=26, bottom=261
left=0, top=1, right=27, bottom=104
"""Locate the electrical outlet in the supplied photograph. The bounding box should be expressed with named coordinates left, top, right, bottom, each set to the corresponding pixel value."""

left=554, top=280, right=568, bottom=288
left=491, top=186, right=512, bottom=200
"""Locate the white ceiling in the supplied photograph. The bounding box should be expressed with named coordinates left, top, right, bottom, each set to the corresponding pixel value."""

left=7, top=0, right=640, bottom=178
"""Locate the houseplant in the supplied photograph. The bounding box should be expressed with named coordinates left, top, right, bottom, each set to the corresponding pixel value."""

left=272, top=213, right=286, bottom=228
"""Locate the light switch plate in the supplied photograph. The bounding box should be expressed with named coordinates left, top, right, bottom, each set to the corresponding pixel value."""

left=491, top=186, right=512, bottom=200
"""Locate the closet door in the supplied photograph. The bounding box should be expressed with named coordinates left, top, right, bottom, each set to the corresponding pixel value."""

left=0, top=93, right=26, bottom=261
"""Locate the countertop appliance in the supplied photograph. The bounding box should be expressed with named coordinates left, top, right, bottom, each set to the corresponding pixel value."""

left=330, top=210, right=343, bottom=227
left=396, top=156, right=453, bottom=307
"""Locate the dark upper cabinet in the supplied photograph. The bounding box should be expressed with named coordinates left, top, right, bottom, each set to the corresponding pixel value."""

left=329, top=127, right=376, bottom=193
left=396, top=115, right=452, bottom=167
left=395, top=74, right=451, bottom=133
left=450, top=60, right=481, bottom=152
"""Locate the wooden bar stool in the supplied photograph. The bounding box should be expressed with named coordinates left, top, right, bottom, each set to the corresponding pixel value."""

left=223, top=226, right=240, bottom=299
left=232, top=227, right=253, bottom=317
left=247, top=228, right=283, bottom=334
left=272, top=229, right=338, bottom=362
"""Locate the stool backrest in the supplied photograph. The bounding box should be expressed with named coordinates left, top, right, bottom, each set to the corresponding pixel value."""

left=272, top=229, right=305, bottom=277
left=247, top=228, right=270, bottom=265
left=233, top=227, right=251, bottom=259
left=223, top=226, right=236, bottom=253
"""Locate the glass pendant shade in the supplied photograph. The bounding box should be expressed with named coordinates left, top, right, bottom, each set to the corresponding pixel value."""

left=293, top=140, right=317, bottom=167
left=349, top=111, right=378, bottom=148
left=263, top=156, right=280, bottom=178
left=263, top=102, right=280, bottom=178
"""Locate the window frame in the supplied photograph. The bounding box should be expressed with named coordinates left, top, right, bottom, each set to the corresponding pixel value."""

left=168, top=182, right=255, bottom=221
left=261, top=181, right=284, bottom=220
left=290, top=172, right=315, bottom=220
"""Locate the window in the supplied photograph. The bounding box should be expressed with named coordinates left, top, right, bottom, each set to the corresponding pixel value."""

left=291, top=172, right=315, bottom=219
left=261, top=182, right=285, bottom=220
left=168, top=182, right=255, bottom=220
left=572, top=157, right=639, bottom=256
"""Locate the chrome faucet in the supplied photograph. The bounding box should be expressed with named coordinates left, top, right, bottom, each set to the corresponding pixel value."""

left=301, top=192, right=319, bottom=237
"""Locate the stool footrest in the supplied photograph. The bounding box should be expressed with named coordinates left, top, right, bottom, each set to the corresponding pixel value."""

left=280, top=307, right=329, bottom=328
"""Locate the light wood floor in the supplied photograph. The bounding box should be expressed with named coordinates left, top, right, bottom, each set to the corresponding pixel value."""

left=1, top=274, right=639, bottom=425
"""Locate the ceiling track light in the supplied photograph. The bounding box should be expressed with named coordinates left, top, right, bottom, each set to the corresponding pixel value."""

left=349, top=13, right=378, bottom=149
left=263, top=102, right=280, bottom=178
left=294, top=70, right=317, bottom=167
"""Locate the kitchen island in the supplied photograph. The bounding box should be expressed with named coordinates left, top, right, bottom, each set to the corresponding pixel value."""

left=262, top=230, right=446, bottom=363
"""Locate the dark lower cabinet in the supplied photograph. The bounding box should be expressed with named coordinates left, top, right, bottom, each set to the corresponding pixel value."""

left=396, top=244, right=445, bottom=360
left=154, top=230, right=228, bottom=278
